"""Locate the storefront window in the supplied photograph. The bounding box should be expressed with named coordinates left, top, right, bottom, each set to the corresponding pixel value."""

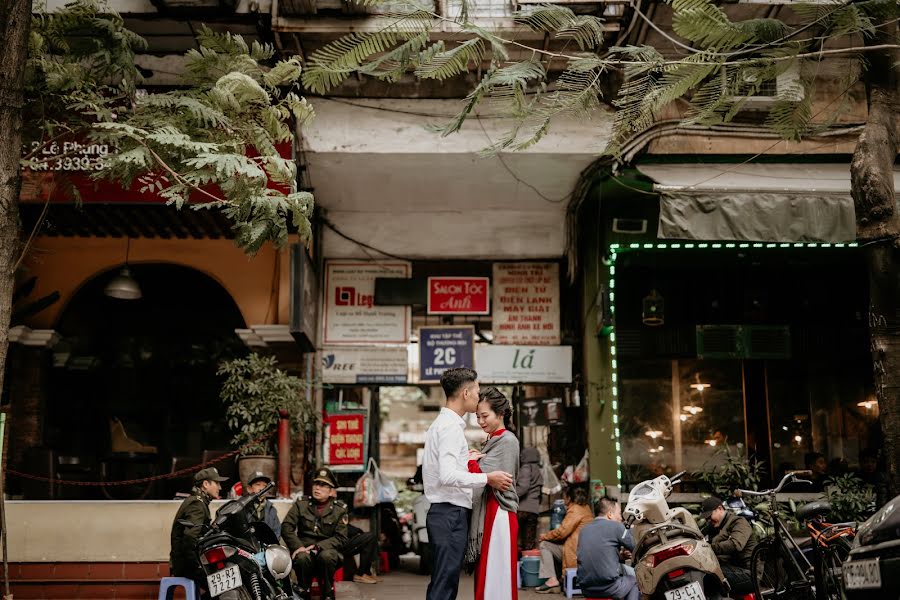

left=619, top=359, right=745, bottom=487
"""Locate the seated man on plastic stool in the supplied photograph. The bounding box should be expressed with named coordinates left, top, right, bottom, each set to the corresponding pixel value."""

left=576, top=496, right=638, bottom=600
left=282, top=468, right=349, bottom=600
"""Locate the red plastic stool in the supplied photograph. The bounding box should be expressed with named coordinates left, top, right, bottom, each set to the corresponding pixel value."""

left=310, top=568, right=343, bottom=596
left=379, top=551, right=391, bottom=574
left=737, top=595, right=756, bottom=600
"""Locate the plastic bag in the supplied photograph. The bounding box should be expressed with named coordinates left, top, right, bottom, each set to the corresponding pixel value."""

left=375, top=465, right=398, bottom=503
left=353, top=459, right=378, bottom=508
left=541, top=451, right=561, bottom=495
left=572, top=450, right=589, bottom=483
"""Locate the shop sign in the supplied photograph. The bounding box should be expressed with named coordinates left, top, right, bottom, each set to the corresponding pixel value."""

left=475, top=345, right=572, bottom=383
left=427, top=277, right=490, bottom=315
left=323, top=261, right=411, bottom=345
left=419, top=326, right=475, bottom=383
left=324, top=411, right=367, bottom=469
left=492, top=262, right=560, bottom=345
left=320, top=347, right=409, bottom=384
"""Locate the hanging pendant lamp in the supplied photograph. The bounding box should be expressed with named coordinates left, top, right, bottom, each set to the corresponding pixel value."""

left=104, top=238, right=142, bottom=300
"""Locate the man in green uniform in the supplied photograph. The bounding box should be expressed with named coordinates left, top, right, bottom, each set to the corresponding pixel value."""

left=282, top=467, right=348, bottom=600
left=169, top=467, right=228, bottom=585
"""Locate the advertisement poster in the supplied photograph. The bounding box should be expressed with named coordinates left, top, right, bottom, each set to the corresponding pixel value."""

left=324, top=411, right=367, bottom=470
left=323, top=261, right=411, bottom=345
left=475, top=345, right=573, bottom=383
left=427, top=277, right=490, bottom=315
left=320, top=347, right=409, bottom=384
left=492, top=262, right=561, bottom=345
left=419, top=326, right=475, bottom=383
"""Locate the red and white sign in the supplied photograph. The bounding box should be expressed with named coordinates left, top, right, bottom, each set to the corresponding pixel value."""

left=427, top=277, right=490, bottom=315
left=323, top=261, right=411, bottom=345
left=324, top=412, right=367, bottom=467
left=492, top=262, right=561, bottom=345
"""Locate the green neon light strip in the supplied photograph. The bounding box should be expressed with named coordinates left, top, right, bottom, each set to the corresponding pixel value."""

left=604, top=240, right=859, bottom=485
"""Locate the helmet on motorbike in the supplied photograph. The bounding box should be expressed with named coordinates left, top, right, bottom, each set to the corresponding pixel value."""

left=264, top=545, right=292, bottom=580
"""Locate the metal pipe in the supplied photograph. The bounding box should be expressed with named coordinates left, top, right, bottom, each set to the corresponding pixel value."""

left=278, top=410, right=291, bottom=498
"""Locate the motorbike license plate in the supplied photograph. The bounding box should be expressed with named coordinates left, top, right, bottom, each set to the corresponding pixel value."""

left=844, top=558, right=881, bottom=590
left=664, top=581, right=705, bottom=600
left=207, top=565, right=242, bottom=597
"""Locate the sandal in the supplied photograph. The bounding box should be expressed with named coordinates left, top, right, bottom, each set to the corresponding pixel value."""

left=535, top=583, right=560, bottom=594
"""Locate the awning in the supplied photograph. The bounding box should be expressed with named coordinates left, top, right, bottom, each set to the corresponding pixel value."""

left=637, top=164, right=900, bottom=243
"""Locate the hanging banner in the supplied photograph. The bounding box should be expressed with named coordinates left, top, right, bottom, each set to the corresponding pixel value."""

left=419, top=326, right=475, bottom=383
left=427, top=277, right=490, bottom=315
left=320, top=347, right=409, bottom=384
left=492, top=262, right=561, bottom=345
left=323, top=411, right=368, bottom=470
left=323, top=261, right=411, bottom=345
left=475, top=345, right=572, bottom=383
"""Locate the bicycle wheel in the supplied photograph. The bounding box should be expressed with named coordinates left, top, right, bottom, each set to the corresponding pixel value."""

left=752, top=539, right=814, bottom=600
left=816, top=545, right=845, bottom=600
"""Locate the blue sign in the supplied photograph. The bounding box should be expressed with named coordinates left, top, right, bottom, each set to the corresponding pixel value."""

left=419, top=326, right=475, bottom=382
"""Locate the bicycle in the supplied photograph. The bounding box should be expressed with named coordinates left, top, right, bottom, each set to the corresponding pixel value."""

left=738, top=471, right=856, bottom=600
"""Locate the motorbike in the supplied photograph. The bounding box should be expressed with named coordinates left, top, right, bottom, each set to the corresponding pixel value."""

left=624, top=472, right=729, bottom=600
left=191, top=481, right=295, bottom=600
left=842, top=491, right=900, bottom=600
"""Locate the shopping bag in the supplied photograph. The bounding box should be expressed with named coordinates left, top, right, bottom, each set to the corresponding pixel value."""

left=353, top=458, right=378, bottom=508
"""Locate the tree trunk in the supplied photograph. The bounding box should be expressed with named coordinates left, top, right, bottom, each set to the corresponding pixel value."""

left=850, top=14, right=900, bottom=500
left=0, top=0, right=29, bottom=398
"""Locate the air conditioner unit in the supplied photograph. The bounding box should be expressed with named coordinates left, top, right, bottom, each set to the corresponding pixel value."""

left=729, top=62, right=804, bottom=109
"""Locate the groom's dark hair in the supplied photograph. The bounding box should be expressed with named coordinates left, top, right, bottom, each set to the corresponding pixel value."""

left=440, top=368, right=478, bottom=399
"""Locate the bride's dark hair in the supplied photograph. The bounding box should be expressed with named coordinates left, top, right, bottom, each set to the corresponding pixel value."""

left=479, top=386, right=513, bottom=429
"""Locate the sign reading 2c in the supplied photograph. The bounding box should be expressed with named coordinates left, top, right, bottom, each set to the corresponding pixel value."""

left=419, top=326, right=475, bottom=383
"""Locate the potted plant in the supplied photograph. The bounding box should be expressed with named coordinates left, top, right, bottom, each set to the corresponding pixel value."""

left=218, top=353, right=316, bottom=487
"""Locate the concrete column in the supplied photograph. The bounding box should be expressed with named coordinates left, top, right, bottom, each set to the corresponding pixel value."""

left=580, top=200, right=620, bottom=500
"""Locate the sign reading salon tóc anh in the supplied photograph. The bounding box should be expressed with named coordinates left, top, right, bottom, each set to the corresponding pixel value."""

left=419, top=326, right=475, bottom=383
left=427, top=277, right=490, bottom=315
left=323, top=261, right=411, bottom=345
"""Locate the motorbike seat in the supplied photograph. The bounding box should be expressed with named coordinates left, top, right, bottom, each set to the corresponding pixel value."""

left=796, top=501, right=832, bottom=522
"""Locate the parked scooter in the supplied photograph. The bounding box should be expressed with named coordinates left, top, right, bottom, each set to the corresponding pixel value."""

left=624, top=472, right=729, bottom=600
left=192, top=481, right=294, bottom=600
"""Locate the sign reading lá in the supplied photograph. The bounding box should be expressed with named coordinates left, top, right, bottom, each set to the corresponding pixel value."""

left=476, top=345, right=572, bottom=383
left=323, top=261, right=411, bottom=345
left=492, top=263, right=560, bottom=345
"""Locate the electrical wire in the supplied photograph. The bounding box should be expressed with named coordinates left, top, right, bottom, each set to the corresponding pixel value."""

left=319, top=216, right=413, bottom=261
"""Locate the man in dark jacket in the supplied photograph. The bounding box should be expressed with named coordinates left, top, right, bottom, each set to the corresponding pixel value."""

left=282, top=468, right=349, bottom=600
left=700, top=496, right=758, bottom=595
left=576, top=496, right=638, bottom=600
left=170, top=467, right=228, bottom=585
left=246, top=471, right=281, bottom=539
left=516, top=447, right=544, bottom=551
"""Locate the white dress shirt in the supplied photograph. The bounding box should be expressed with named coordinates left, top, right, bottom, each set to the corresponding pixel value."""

left=423, top=407, right=488, bottom=508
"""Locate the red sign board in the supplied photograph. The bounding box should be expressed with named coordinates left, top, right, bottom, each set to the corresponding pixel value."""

left=325, top=412, right=367, bottom=467
left=427, top=276, right=490, bottom=315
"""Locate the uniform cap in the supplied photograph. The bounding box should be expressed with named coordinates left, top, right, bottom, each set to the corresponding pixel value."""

left=248, top=471, right=272, bottom=486
left=194, top=467, right=228, bottom=483
left=312, top=467, right=337, bottom=488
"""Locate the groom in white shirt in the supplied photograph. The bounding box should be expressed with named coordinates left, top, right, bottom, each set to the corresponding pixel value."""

left=423, top=367, right=514, bottom=600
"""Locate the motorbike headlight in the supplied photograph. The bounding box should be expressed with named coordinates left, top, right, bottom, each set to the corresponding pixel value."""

left=264, top=545, right=293, bottom=580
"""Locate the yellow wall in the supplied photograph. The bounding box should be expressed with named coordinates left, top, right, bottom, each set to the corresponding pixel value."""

left=22, top=236, right=292, bottom=329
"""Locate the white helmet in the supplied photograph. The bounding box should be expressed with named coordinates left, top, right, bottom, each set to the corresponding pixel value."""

left=264, top=545, right=292, bottom=580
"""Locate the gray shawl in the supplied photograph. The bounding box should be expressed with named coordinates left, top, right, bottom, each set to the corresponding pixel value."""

left=465, top=430, right=520, bottom=568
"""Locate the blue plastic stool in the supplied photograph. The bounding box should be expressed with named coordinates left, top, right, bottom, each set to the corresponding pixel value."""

left=564, top=568, right=582, bottom=598
left=158, top=576, right=200, bottom=600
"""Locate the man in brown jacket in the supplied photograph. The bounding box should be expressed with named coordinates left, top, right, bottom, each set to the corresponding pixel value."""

left=535, top=487, right=594, bottom=594
left=700, top=496, right=758, bottom=596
